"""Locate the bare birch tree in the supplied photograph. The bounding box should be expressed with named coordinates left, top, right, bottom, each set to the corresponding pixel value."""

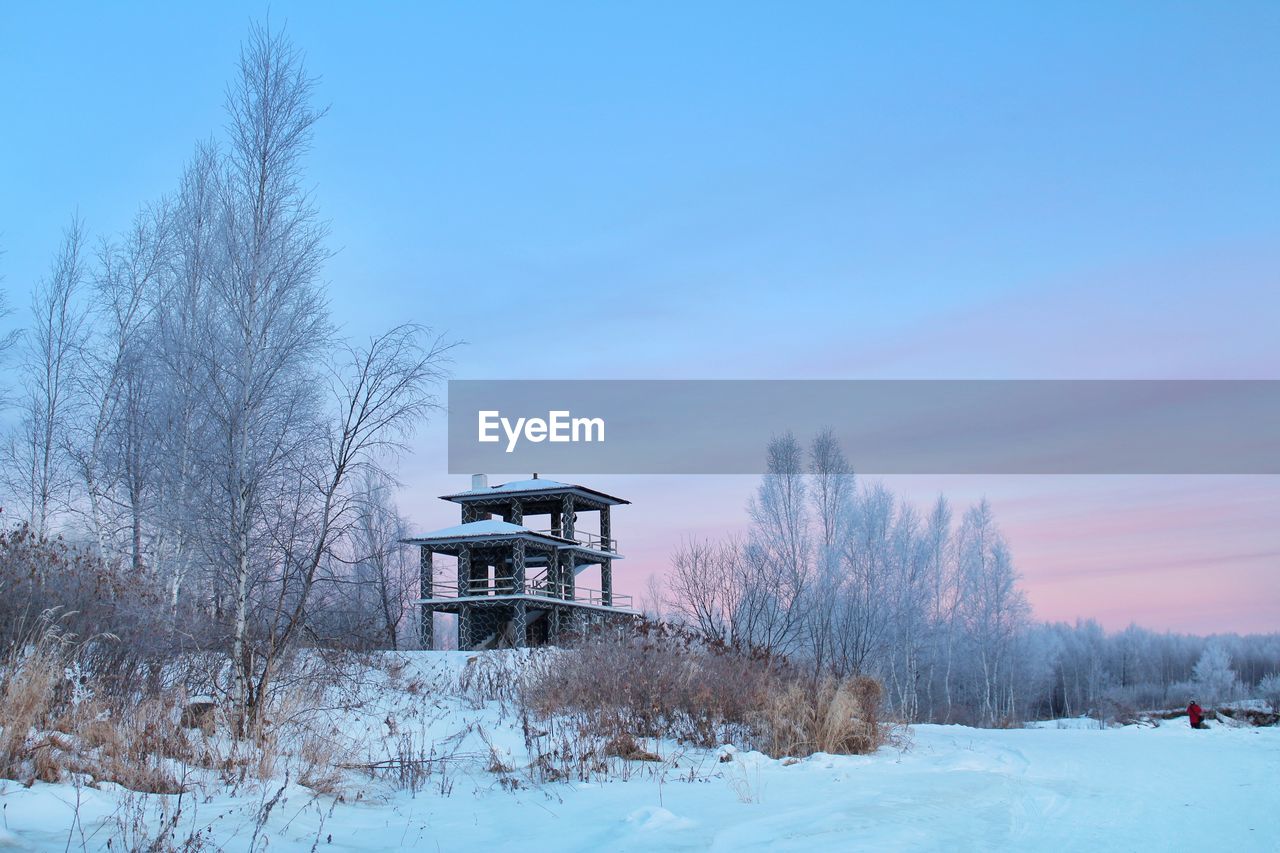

left=198, top=22, right=332, bottom=726
left=955, top=500, right=1029, bottom=725
left=236, top=324, right=448, bottom=728
left=65, top=204, right=170, bottom=563
left=805, top=429, right=854, bottom=675
left=151, top=142, right=221, bottom=610
left=4, top=219, right=88, bottom=537
left=0, top=252, right=21, bottom=410
left=739, top=433, right=811, bottom=655
left=666, top=536, right=742, bottom=644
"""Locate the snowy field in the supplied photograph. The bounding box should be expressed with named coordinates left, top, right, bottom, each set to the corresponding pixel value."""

left=1, top=652, right=1276, bottom=852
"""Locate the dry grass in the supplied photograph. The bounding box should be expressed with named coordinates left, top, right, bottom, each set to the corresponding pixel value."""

left=69, top=696, right=198, bottom=793
left=762, top=676, right=883, bottom=757
left=297, top=733, right=347, bottom=795
left=3, top=613, right=887, bottom=816
left=1, top=641, right=369, bottom=800
left=519, top=624, right=888, bottom=759
left=0, top=615, right=68, bottom=781
left=0, top=613, right=202, bottom=793
left=459, top=652, right=524, bottom=707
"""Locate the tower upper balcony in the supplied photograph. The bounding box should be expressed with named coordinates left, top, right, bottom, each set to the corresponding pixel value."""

left=439, top=475, right=628, bottom=552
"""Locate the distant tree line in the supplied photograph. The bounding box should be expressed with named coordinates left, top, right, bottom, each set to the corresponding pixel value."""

left=0, top=24, right=450, bottom=734
left=663, top=432, right=1280, bottom=725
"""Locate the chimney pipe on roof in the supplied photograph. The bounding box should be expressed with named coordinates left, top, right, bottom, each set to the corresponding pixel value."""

left=472, top=473, right=488, bottom=490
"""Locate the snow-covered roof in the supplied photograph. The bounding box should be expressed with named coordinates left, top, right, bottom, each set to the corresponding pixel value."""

left=440, top=477, right=629, bottom=505
left=415, top=520, right=526, bottom=538
left=401, top=519, right=573, bottom=545
left=457, top=478, right=573, bottom=495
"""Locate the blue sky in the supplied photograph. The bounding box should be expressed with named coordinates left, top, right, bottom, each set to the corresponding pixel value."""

left=1, top=2, right=1277, bottom=631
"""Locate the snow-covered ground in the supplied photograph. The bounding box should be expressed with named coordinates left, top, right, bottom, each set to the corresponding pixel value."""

left=1, top=652, right=1276, bottom=851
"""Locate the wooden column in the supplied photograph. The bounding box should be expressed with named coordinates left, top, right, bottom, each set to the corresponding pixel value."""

left=512, top=539, right=526, bottom=592
left=599, top=506, right=613, bottom=606
left=513, top=599, right=528, bottom=649
left=561, top=494, right=576, bottom=540
left=563, top=551, right=576, bottom=601
left=459, top=605, right=472, bottom=650
left=419, top=547, right=433, bottom=650
left=457, top=545, right=471, bottom=595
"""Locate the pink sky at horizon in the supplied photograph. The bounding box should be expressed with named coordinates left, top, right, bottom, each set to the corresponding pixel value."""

left=388, top=239, right=1279, bottom=637
left=397, top=467, right=1279, bottom=637
left=390, top=237, right=1279, bottom=638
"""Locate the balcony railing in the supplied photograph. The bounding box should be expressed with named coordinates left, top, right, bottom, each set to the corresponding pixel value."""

left=534, top=528, right=617, bottom=552
left=423, top=575, right=632, bottom=609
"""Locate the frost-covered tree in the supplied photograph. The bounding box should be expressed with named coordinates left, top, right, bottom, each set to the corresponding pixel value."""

left=149, top=142, right=221, bottom=609
left=345, top=471, right=418, bottom=649
left=740, top=433, right=811, bottom=654
left=805, top=429, right=853, bottom=675
left=954, top=502, right=1029, bottom=725
left=663, top=432, right=1048, bottom=726
left=1, top=23, right=451, bottom=735
left=920, top=495, right=958, bottom=721
left=193, top=23, right=332, bottom=723
left=66, top=204, right=171, bottom=565
left=3, top=219, right=88, bottom=538
left=1189, top=645, right=1241, bottom=706
left=0, top=253, right=21, bottom=409
left=1257, top=673, right=1280, bottom=713
left=828, top=482, right=895, bottom=677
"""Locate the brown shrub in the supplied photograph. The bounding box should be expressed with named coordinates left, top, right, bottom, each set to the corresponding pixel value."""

left=180, top=701, right=218, bottom=733
left=0, top=526, right=218, bottom=670
left=603, top=733, right=661, bottom=762
left=519, top=623, right=887, bottom=759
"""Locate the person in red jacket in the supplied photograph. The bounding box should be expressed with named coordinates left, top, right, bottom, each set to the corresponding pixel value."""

left=1188, top=699, right=1207, bottom=729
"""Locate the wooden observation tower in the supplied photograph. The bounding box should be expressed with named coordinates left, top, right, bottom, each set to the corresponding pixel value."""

left=407, top=475, right=634, bottom=650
